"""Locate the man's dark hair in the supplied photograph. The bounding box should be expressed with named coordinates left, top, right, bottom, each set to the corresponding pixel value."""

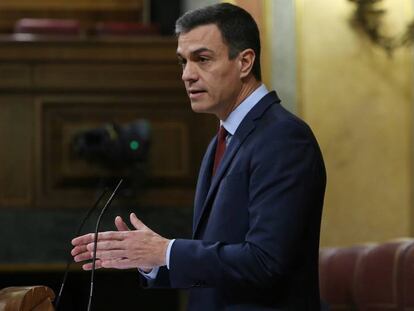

left=175, top=3, right=262, bottom=81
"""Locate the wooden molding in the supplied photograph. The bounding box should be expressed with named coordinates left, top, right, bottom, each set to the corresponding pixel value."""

left=0, top=0, right=143, bottom=11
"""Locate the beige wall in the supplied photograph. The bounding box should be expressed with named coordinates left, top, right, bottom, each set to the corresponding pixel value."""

left=297, top=0, right=413, bottom=246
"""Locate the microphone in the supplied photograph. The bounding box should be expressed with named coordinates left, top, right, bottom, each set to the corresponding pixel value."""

left=87, top=178, right=123, bottom=311
left=54, top=188, right=109, bottom=310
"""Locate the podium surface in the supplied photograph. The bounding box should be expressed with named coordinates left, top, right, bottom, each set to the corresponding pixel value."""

left=0, top=286, right=55, bottom=311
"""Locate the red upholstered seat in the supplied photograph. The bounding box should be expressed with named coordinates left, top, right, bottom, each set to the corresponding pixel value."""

left=94, top=22, right=160, bottom=36
left=14, top=18, right=80, bottom=36
left=319, top=245, right=369, bottom=310
left=401, top=241, right=414, bottom=309
left=354, top=239, right=413, bottom=311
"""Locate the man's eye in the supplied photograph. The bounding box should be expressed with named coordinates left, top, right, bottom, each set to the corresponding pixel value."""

left=178, top=59, right=186, bottom=67
left=199, top=57, right=209, bottom=63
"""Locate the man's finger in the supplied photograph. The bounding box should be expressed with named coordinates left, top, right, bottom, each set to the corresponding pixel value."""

left=72, top=231, right=125, bottom=246
left=115, top=216, right=130, bottom=231
left=72, top=233, right=94, bottom=246
left=101, top=258, right=135, bottom=270
left=130, top=213, right=147, bottom=230
left=86, top=240, right=124, bottom=252
left=82, top=260, right=103, bottom=271
left=71, top=245, right=88, bottom=257
left=74, top=251, right=93, bottom=263
left=95, top=249, right=125, bottom=260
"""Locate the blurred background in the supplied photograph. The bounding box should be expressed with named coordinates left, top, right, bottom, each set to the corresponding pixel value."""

left=0, top=0, right=412, bottom=310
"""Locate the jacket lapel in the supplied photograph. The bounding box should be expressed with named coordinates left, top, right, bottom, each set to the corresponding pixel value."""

left=192, top=91, right=281, bottom=238
left=192, top=138, right=215, bottom=233
left=192, top=120, right=255, bottom=238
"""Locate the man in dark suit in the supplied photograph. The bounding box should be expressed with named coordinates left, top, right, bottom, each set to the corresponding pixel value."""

left=71, top=3, right=326, bottom=310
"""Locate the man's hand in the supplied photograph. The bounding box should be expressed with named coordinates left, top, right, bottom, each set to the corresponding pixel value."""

left=71, top=213, right=170, bottom=271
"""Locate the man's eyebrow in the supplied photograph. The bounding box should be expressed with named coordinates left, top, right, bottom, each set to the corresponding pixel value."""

left=176, top=47, right=214, bottom=58
left=191, top=47, right=214, bottom=55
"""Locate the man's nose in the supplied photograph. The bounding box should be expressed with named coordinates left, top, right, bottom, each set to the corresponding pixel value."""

left=182, top=62, right=198, bottom=82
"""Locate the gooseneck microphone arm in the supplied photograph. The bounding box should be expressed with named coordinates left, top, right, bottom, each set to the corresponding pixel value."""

left=54, top=188, right=109, bottom=310
left=87, top=178, right=123, bottom=311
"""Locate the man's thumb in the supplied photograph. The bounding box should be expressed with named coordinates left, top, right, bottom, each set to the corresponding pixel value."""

left=130, top=213, right=147, bottom=230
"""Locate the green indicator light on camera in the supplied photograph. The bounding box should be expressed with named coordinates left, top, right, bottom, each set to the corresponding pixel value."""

left=130, top=140, right=139, bottom=150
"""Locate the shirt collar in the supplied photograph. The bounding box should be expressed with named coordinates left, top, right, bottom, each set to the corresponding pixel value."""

left=221, top=84, right=269, bottom=136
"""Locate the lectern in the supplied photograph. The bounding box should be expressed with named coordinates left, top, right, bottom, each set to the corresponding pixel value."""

left=0, top=286, right=55, bottom=311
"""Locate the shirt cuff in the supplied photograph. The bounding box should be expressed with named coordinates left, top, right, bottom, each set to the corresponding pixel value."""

left=166, top=239, right=175, bottom=269
left=139, top=266, right=160, bottom=280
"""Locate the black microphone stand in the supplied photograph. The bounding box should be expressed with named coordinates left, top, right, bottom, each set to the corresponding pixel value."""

left=87, top=178, right=123, bottom=311
left=54, top=188, right=109, bottom=310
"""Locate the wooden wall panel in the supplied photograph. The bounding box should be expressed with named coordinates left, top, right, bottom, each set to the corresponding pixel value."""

left=0, top=38, right=177, bottom=62
left=36, top=96, right=199, bottom=183
left=0, top=65, right=31, bottom=89
left=33, top=64, right=182, bottom=90
left=0, top=96, right=34, bottom=207
left=0, top=38, right=217, bottom=209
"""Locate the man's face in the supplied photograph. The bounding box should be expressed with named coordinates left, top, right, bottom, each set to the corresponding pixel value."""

left=177, top=24, right=242, bottom=120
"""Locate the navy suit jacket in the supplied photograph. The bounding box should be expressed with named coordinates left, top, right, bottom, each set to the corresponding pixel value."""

left=152, top=91, right=326, bottom=310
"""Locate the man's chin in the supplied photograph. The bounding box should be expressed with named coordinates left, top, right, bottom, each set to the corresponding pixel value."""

left=190, top=102, right=211, bottom=114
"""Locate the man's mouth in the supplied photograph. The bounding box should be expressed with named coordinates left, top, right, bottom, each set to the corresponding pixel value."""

left=188, top=89, right=206, bottom=99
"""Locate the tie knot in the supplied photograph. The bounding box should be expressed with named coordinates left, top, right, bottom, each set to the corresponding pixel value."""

left=218, top=126, right=228, bottom=142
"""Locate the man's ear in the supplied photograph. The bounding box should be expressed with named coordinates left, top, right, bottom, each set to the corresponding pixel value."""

left=238, top=49, right=256, bottom=79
